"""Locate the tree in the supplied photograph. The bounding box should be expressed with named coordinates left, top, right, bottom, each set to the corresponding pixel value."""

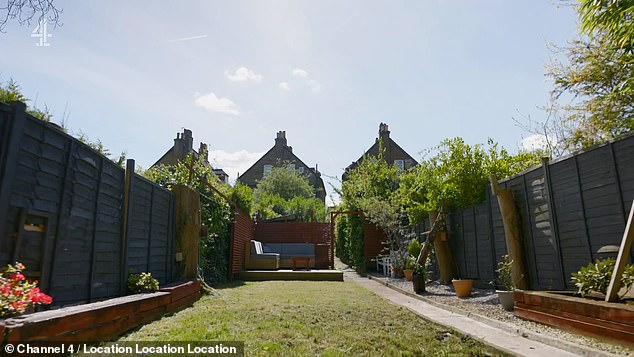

left=533, top=0, right=634, bottom=152
left=255, top=166, right=315, bottom=201
left=1, top=0, right=62, bottom=32
left=253, top=166, right=325, bottom=221
left=342, top=153, right=409, bottom=271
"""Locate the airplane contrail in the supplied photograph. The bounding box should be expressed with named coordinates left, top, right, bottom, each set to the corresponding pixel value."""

left=168, top=34, right=208, bottom=43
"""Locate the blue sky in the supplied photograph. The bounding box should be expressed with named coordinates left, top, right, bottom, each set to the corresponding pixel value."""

left=0, top=1, right=578, bottom=204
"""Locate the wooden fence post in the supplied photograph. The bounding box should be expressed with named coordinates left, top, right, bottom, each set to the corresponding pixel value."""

left=173, top=184, right=201, bottom=280
left=120, top=159, right=135, bottom=294
left=0, top=102, right=27, bottom=227
left=606, top=199, right=634, bottom=302
left=490, top=174, right=529, bottom=290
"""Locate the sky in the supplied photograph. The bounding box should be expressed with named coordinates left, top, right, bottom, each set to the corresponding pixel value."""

left=0, top=1, right=579, bottom=205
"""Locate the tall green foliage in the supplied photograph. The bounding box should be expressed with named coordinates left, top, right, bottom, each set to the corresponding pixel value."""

left=396, top=138, right=540, bottom=224
left=348, top=214, right=365, bottom=272
left=144, top=153, right=252, bottom=284
left=342, top=151, right=408, bottom=270
left=334, top=215, right=350, bottom=264
left=538, top=0, right=634, bottom=152
left=254, top=166, right=325, bottom=221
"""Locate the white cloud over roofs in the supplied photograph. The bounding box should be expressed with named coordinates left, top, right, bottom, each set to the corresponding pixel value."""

left=279, top=67, right=321, bottom=93
left=208, top=149, right=264, bottom=184
left=194, top=92, right=240, bottom=116
left=224, top=67, right=263, bottom=82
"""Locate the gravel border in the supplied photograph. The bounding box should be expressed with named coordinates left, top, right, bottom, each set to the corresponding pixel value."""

left=367, top=274, right=633, bottom=356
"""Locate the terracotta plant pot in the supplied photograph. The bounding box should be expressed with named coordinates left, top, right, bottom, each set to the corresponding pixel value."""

left=497, top=290, right=514, bottom=311
left=452, top=279, right=473, bottom=298
left=404, top=269, right=414, bottom=281
left=412, top=273, right=425, bottom=294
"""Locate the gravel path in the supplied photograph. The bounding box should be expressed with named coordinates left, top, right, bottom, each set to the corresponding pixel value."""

left=369, top=274, right=633, bottom=356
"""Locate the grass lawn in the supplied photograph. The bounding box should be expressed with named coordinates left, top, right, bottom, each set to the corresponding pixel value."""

left=120, top=280, right=507, bottom=356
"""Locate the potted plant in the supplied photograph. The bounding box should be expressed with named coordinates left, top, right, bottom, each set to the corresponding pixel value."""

left=404, top=258, right=415, bottom=281
left=412, top=263, right=427, bottom=294
left=495, top=254, right=515, bottom=311
left=404, top=240, right=422, bottom=281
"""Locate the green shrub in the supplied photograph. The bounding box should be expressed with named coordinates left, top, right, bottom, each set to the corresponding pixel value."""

left=570, top=258, right=634, bottom=297
left=334, top=215, right=350, bottom=264
left=407, top=239, right=422, bottom=259
left=348, top=215, right=365, bottom=273
left=495, top=254, right=514, bottom=291
left=127, top=272, right=159, bottom=293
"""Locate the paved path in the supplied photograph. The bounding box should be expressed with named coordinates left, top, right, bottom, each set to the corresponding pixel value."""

left=344, top=272, right=582, bottom=357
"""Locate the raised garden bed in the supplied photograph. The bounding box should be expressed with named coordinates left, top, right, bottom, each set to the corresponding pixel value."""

left=514, top=290, right=634, bottom=347
left=0, top=280, right=201, bottom=343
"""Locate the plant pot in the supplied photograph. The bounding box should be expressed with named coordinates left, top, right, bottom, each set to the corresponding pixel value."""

left=452, top=279, right=473, bottom=298
left=497, top=290, right=514, bottom=311
left=404, top=269, right=414, bottom=281
left=412, top=273, right=425, bottom=294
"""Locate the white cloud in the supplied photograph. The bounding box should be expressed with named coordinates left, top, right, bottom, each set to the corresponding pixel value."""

left=224, top=67, right=263, bottom=82
left=282, top=68, right=321, bottom=92
left=520, top=134, right=553, bottom=152
left=292, top=68, right=309, bottom=77
left=194, top=92, right=240, bottom=116
left=208, top=149, right=265, bottom=183
left=307, top=79, right=321, bottom=93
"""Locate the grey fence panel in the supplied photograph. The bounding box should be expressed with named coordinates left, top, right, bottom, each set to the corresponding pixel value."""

left=475, top=203, right=494, bottom=281
left=549, top=157, right=592, bottom=288
left=148, top=188, right=172, bottom=284
left=489, top=191, right=507, bottom=263
left=91, top=160, right=124, bottom=300
left=48, top=143, right=104, bottom=305
left=126, top=176, right=153, bottom=275
left=612, top=136, right=634, bottom=260
left=0, top=103, right=176, bottom=306
left=125, top=174, right=174, bottom=284
left=577, top=146, right=625, bottom=257
left=11, top=115, right=68, bottom=296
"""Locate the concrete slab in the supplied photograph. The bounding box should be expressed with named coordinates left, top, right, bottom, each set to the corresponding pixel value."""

left=345, top=272, right=582, bottom=357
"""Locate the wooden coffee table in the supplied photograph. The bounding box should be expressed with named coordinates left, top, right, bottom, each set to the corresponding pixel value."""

left=291, top=256, right=311, bottom=270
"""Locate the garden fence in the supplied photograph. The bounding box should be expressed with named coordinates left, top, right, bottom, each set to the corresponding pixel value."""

left=448, top=133, right=634, bottom=290
left=0, top=102, right=176, bottom=306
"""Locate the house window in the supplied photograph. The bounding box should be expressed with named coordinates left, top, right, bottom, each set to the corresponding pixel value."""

left=298, top=167, right=304, bottom=174
left=394, top=159, right=405, bottom=172
left=287, top=163, right=296, bottom=170
left=263, top=164, right=272, bottom=176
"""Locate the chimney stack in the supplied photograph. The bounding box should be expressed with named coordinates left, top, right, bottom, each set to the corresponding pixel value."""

left=275, top=131, right=287, bottom=147
left=379, top=123, right=390, bottom=142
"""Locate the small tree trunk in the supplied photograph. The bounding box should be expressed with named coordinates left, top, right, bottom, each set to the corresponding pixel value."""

left=417, top=209, right=453, bottom=284
left=490, top=174, right=529, bottom=290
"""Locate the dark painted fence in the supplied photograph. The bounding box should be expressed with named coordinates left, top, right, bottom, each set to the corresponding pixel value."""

left=448, top=133, right=634, bottom=290
left=0, top=102, right=175, bottom=306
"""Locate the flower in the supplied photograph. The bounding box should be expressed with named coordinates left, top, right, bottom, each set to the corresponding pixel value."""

left=10, top=273, right=25, bottom=281
left=1, top=262, right=53, bottom=317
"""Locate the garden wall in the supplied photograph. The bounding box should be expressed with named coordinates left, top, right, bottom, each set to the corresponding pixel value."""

left=0, top=102, right=176, bottom=306
left=449, top=133, right=634, bottom=290
left=254, top=221, right=333, bottom=268
left=229, top=210, right=254, bottom=278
